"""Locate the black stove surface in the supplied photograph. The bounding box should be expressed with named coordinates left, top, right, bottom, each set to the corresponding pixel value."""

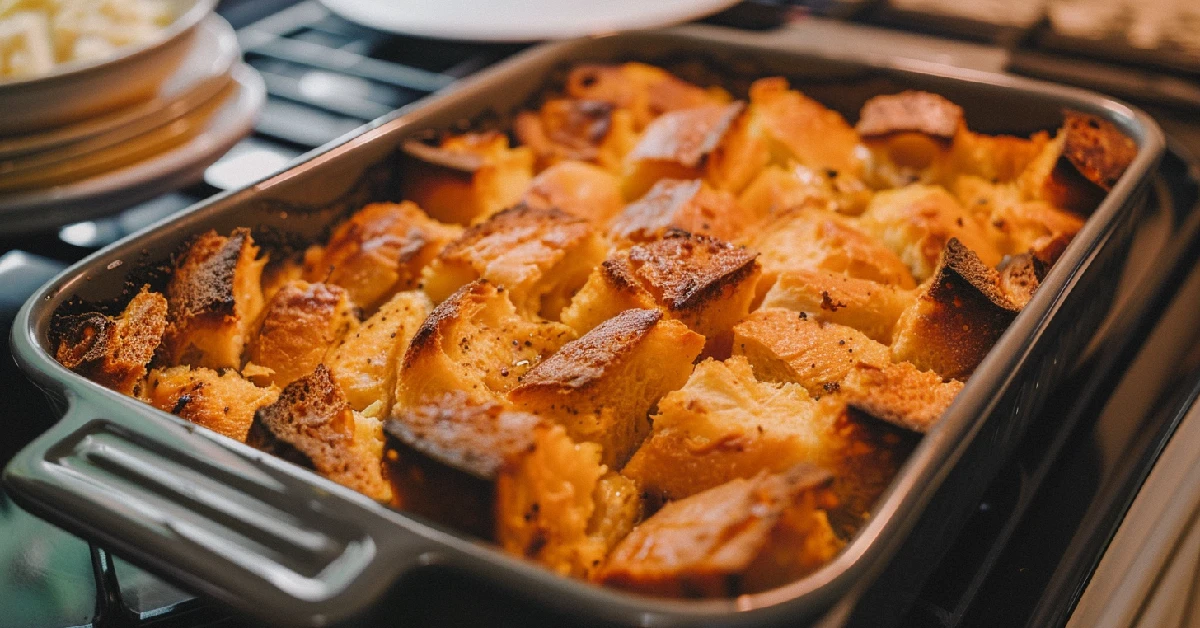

left=3, top=2, right=1200, bottom=627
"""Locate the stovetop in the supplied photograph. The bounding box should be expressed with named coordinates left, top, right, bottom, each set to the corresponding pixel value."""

left=2, top=2, right=1200, bottom=627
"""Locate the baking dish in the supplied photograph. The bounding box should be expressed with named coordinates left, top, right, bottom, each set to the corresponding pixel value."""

left=3, top=26, right=1164, bottom=627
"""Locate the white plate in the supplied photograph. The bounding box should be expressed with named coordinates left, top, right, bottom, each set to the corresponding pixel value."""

left=0, top=63, right=265, bottom=235
left=0, top=15, right=240, bottom=160
left=318, top=0, right=739, bottom=41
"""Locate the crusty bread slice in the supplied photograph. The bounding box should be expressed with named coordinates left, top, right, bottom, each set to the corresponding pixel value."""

left=54, top=286, right=167, bottom=395
left=384, top=393, right=641, bottom=577
left=397, top=280, right=575, bottom=409
left=325, top=290, right=431, bottom=414
left=621, top=101, right=745, bottom=200
left=747, top=77, right=863, bottom=177
left=302, top=201, right=459, bottom=312
left=514, top=99, right=638, bottom=173
left=733, top=309, right=962, bottom=432
left=244, top=280, right=359, bottom=388
left=1019, top=111, right=1137, bottom=214
left=247, top=364, right=391, bottom=501
left=398, top=132, right=534, bottom=225
left=891, top=238, right=1021, bottom=379
left=759, top=269, right=914, bottom=344
left=162, top=228, right=267, bottom=370
left=561, top=231, right=760, bottom=355
left=609, top=178, right=751, bottom=246
left=143, top=365, right=279, bottom=442
left=598, top=464, right=841, bottom=597
left=509, top=308, right=704, bottom=468
left=421, top=205, right=606, bottom=320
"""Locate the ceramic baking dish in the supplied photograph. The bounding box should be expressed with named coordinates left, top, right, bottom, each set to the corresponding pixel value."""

left=3, top=27, right=1165, bottom=627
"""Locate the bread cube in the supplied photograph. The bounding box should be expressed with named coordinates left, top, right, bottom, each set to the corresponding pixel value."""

left=564, top=63, right=729, bottom=130
left=738, top=164, right=873, bottom=219
left=244, top=281, right=359, bottom=388
left=325, top=290, right=431, bottom=414
left=397, top=280, right=575, bottom=409
left=609, top=179, right=751, bottom=246
left=598, top=464, right=841, bottom=597
left=161, top=228, right=267, bottom=370
left=858, top=185, right=1003, bottom=281
left=1019, top=111, right=1137, bottom=214
left=561, top=231, right=760, bottom=354
left=509, top=308, right=705, bottom=468
left=54, top=286, right=166, bottom=395
left=703, top=105, right=773, bottom=195
left=621, top=101, right=745, bottom=200
left=891, top=239, right=1021, bottom=379
left=751, top=205, right=917, bottom=299
left=520, top=160, right=625, bottom=224
left=746, top=77, right=863, bottom=177
left=856, top=91, right=962, bottom=188
left=247, top=365, right=391, bottom=501
left=759, top=269, right=914, bottom=344
left=997, top=252, right=1047, bottom=309
left=398, top=133, right=534, bottom=225
left=385, top=394, right=642, bottom=577
left=143, top=365, right=279, bottom=442
left=421, top=205, right=606, bottom=320
left=513, top=99, right=639, bottom=173
left=733, top=309, right=962, bottom=432
left=302, top=201, right=459, bottom=312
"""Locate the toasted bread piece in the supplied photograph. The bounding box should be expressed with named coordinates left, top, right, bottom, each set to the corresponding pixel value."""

left=384, top=394, right=545, bottom=539
left=951, top=130, right=1050, bottom=185
left=751, top=205, right=917, bottom=301
left=997, top=252, right=1047, bottom=309
left=326, top=290, right=432, bottom=413
left=858, top=185, right=1003, bottom=281
left=598, top=465, right=841, bottom=597
left=302, top=201, right=460, bottom=312
left=561, top=232, right=760, bottom=352
left=1019, top=112, right=1136, bottom=214
left=747, top=77, right=862, bottom=177
left=162, top=228, right=267, bottom=370
left=891, top=239, right=1021, bottom=379
left=55, top=286, right=167, bottom=395
left=952, top=175, right=1084, bottom=259
left=621, top=102, right=745, bottom=200
left=857, top=91, right=963, bottom=188
left=760, top=269, right=914, bottom=344
left=246, top=365, right=391, bottom=501
left=497, top=422, right=642, bottom=578
left=397, top=280, right=575, bottom=408
left=564, top=63, right=729, bottom=130
left=520, top=160, right=625, bottom=224
left=421, top=205, right=606, bottom=320
left=738, top=164, right=873, bottom=219
left=260, top=256, right=305, bottom=303
left=609, top=179, right=752, bottom=246
left=509, top=309, right=705, bottom=468
left=143, top=365, right=279, bottom=442
left=384, top=393, right=640, bottom=575
left=513, top=99, right=638, bottom=173
left=399, top=133, right=534, bottom=225
left=733, top=309, right=961, bottom=431
left=704, top=104, right=773, bottom=195
left=245, top=281, right=359, bottom=388
left=624, top=357, right=842, bottom=500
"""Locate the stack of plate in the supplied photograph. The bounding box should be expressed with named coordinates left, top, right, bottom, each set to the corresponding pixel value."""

left=0, top=1, right=265, bottom=235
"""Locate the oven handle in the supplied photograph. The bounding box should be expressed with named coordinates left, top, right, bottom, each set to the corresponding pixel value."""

left=2, top=392, right=448, bottom=627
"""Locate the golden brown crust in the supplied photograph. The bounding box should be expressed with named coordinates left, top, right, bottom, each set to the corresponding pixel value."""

left=627, top=102, right=745, bottom=169
left=1060, top=111, right=1138, bottom=192
left=997, top=252, right=1047, bottom=309
left=510, top=309, right=704, bottom=468
left=303, top=201, right=459, bottom=312
left=55, top=286, right=167, bottom=395
left=609, top=179, right=751, bottom=245
left=325, top=290, right=431, bottom=414
left=398, top=280, right=575, bottom=408
left=598, top=465, right=840, bottom=597
left=564, top=63, right=725, bottom=130
left=520, top=160, right=624, bottom=224
left=143, top=365, right=279, bottom=442
left=247, top=365, right=391, bottom=501
left=398, top=133, right=534, bottom=225
left=891, top=239, right=1020, bottom=379
left=514, top=99, right=616, bottom=167
left=759, top=269, right=914, bottom=344
left=840, top=362, right=963, bottom=433
left=245, top=281, right=359, bottom=388
left=421, top=205, right=605, bottom=319
left=162, top=228, right=266, bottom=370
left=857, top=91, right=964, bottom=140
left=748, top=77, right=862, bottom=176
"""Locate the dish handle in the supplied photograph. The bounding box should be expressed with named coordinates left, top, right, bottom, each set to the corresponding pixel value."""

left=2, top=392, right=442, bottom=627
